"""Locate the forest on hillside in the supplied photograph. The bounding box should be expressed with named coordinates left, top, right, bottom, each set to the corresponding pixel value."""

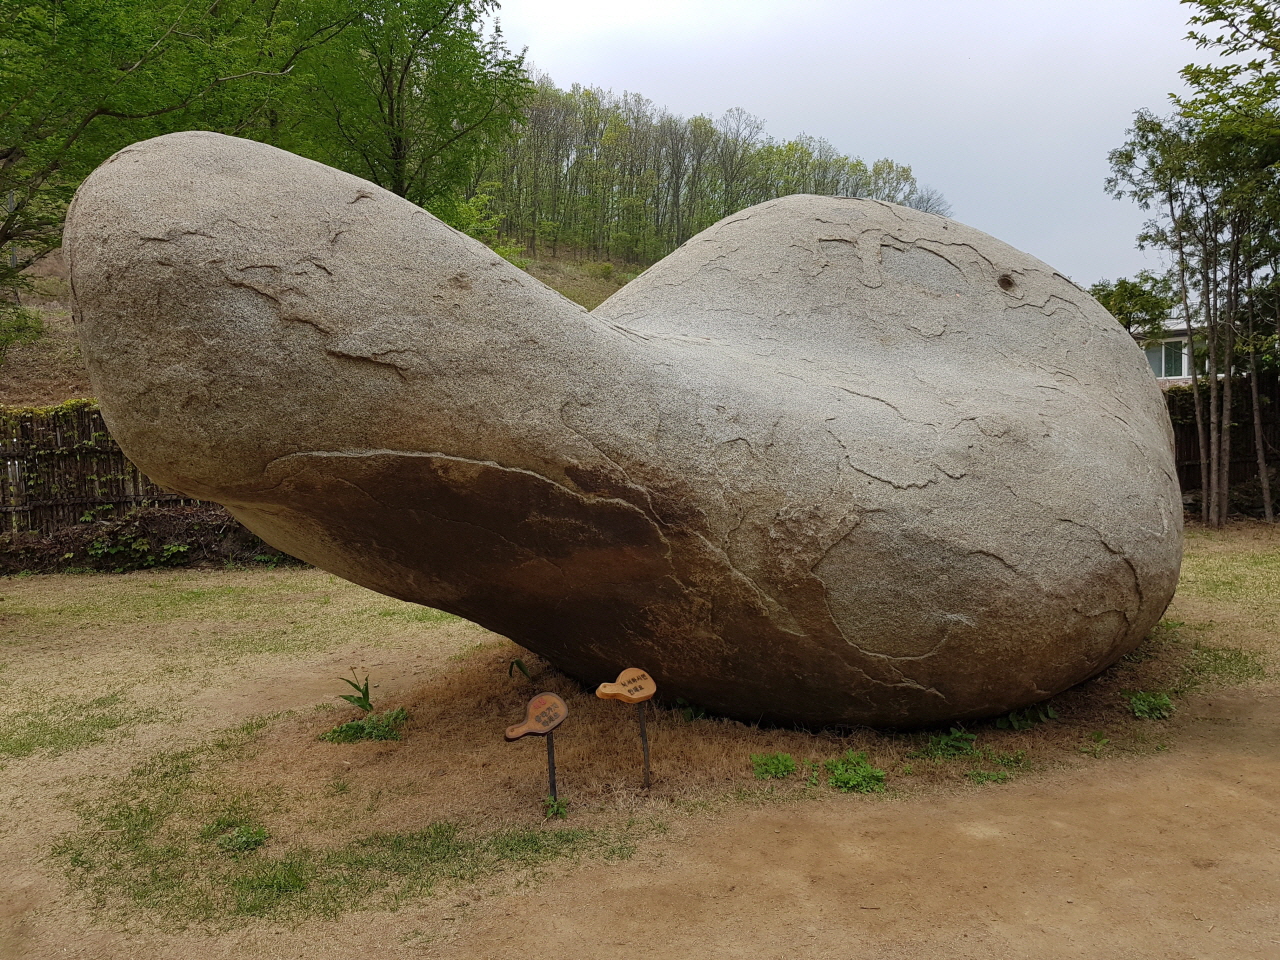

left=474, top=78, right=951, bottom=265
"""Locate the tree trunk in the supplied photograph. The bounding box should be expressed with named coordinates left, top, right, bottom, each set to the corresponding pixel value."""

left=1169, top=195, right=1209, bottom=523
left=1205, top=258, right=1222, bottom=528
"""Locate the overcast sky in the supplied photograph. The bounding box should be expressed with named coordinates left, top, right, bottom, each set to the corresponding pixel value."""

left=494, top=0, right=1203, bottom=285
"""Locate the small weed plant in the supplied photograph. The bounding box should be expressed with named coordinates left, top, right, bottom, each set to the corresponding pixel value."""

left=914, top=727, right=978, bottom=760
left=803, top=759, right=822, bottom=787
left=675, top=698, right=707, bottom=721
left=985, top=748, right=1027, bottom=768
left=1125, top=691, right=1174, bottom=720
left=320, top=707, right=409, bottom=743
left=1081, top=731, right=1110, bottom=758
left=508, top=659, right=532, bottom=680
left=824, top=750, right=886, bottom=794
left=750, top=752, right=796, bottom=780
left=995, top=704, right=1058, bottom=731
left=337, top=673, right=375, bottom=713
left=966, top=770, right=1010, bottom=785
left=544, top=796, right=568, bottom=819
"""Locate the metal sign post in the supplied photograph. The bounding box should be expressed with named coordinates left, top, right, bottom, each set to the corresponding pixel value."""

left=596, top=668, right=657, bottom=789
left=505, top=692, right=568, bottom=801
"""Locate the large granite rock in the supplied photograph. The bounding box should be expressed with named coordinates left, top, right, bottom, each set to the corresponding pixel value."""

left=65, top=132, right=1182, bottom=727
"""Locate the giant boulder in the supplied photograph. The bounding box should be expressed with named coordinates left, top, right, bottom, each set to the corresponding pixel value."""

left=65, top=132, right=1182, bottom=727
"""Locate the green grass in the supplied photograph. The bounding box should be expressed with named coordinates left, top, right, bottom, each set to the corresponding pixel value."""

left=52, top=715, right=642, bottom=926
left=912, top=727, right=978, bottom=760
left=1176, top=541, right=1280, bottom=606
left=750, top=751, right=797, bottom=780
left=824, top=750, right=886, bottom=794
left=1125, top=691, right=1175, bottom=720
left=0, top=691, right=160, bottom=758
left=373, top=607, right=458, bottom=625
left=319, top=708, right=409, bottom=743
left=1, top=571, right=464, bottom=660
left=1183, top=645, right=1266, bottom=686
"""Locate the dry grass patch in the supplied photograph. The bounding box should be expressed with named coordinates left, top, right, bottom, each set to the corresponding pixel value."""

left=525, top=257, right=640, bottom=310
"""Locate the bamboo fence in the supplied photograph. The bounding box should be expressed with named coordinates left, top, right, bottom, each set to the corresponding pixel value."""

left=1, top=402, right=200, bottom=535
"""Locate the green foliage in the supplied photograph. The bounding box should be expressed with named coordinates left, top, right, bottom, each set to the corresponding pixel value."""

left=278, top=0, right=529, bottom=211
left=86, top=532, right=190, bottom=572
left=319, top=708, right=408, bottom=743
left=478, top=79, right=949, bottom=266
left=337, top=673, right=374, bottom=713
left=913, top=727, right=978, bottom=759
left=675, top=698, right=707, bottom=722
left=0, top=0, right=354, bottom=305
left=1081, top=731, right=1111, bottom=758
left=1089, top=271, right=1177, bottom=340
left=966, top=770, right=1010, bottom=785
left=995, top=704, right=1059, bottom=731
left=1125, top=691, right=1175, bottom=720
left=803, top=758, right=822, bottom=787
left=0, top=303, right=42, bottom=364
left=750, top=751, right=796, bottom=780
left=543, top=796, right=568, bottom=820
left=508, top=658, right=531, bottom=681
left=823, top=750, right=886, bottom=794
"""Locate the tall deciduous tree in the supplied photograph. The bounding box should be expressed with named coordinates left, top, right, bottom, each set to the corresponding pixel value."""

left=279, top=0, right=528, bottom=220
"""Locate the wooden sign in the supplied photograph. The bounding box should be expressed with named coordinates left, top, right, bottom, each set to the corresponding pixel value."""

left=505, top=692, right=568, bottom=741
left=595, top=668, right=657, bottom=704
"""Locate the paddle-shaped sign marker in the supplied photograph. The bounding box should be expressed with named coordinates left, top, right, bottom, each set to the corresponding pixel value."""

left=505, top=692, right=567, bottom=741
left=505, top=692, right=568, bottom=801
left=596, top=668, right=657, bottom=789
left=595, top=668, right=656, bottom=704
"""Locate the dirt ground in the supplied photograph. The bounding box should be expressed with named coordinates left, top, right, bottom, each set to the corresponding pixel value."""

left=1, top=523, right=1278, bottom=959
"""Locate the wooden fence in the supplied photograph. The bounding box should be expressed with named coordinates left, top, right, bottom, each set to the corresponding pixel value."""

left=1, top=401, right=200, bottom=535
left=1172, top=421, right=1280, bottom=491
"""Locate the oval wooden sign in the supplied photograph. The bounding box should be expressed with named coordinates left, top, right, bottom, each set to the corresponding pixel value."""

left=595, top=668, right=656, bottom=704
left=505, top=692, right=568, bottom=741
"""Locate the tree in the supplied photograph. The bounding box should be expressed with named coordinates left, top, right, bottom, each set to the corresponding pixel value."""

left=279, top=0, right=528, bottom=221
left=477, top=81, right=951, bottom=266
left=0, top=0, right=355, bottom=351
left=1089, top=272, right=1178, bottom=340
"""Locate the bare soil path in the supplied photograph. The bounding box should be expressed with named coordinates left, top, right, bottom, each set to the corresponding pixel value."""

left=440, top=686, right=1280, bottom=960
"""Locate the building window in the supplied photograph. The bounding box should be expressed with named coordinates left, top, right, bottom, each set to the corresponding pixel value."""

left=1145, top=340, right=1187, bottom=378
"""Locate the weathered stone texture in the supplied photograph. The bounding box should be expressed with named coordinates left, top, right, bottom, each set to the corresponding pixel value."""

left=65, top=132, right=1182, bottom=726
